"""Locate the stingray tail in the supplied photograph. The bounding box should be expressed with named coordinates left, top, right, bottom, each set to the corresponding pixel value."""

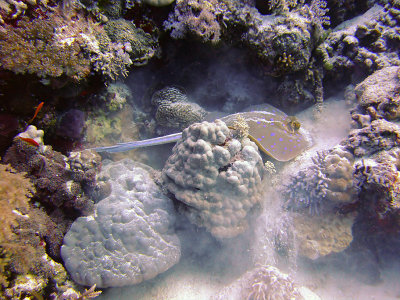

left=90, top=132, right=183, bottom=153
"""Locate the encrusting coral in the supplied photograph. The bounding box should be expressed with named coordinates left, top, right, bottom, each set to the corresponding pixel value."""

left=0, top=1, right=160, bottom=81
left=0, top=163, right=77, bottom=298
left=162, top=120, right=265, bottom=239
left=3, top=126, right=101, bottom=260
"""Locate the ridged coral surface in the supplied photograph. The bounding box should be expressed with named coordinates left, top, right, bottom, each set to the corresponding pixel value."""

left=162, top=120, right=265, bottom=239
left=61, top=159, right=181, bottom=288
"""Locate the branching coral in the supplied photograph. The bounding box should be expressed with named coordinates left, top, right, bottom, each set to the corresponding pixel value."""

left=283, top=145, right=355, bottom=215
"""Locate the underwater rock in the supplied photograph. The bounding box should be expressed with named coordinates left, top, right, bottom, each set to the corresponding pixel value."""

left=151, top=87, right=207, bottom=131
left=212, top=265, right=320, bottom=300
left=346, top=119, right=400, bottom=157
left=351, top=66, right=400, bottom=127
left=283, top=145, right=356, bottom=215
left=162, top=120, right=265, bottom=239
left=61, top=159, right=181, bottom=288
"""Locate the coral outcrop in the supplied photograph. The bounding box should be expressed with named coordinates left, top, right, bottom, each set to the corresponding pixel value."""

left=318, top=3, right=400, bottom=87
left=351, top=66, right=400, bottom=127
left=284, top=145, right=356, bottom=215
left=354, top=148, right=400, bottom=220
left=0, top=163, right=78, bottom=299
left=61, top=159, right=181, bottom=288
left=0, top=3, right=160, bottom=81
left=292, top=212, right=355, bottom=260
left=151, top=87, right=207, bottom=130
left=213, top=265, right=319, bottom=300
left=3, top=126, right=101, bottom=259
left=164, top=0, right=226, bottom=44
left=346, top=119, right=400, bottom=157
left=162, top=120, right=265, bottom=239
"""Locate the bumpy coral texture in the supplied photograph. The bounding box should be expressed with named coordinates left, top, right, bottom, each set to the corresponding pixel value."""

left=0, top=164, right=71, bottom=298
left=284, top=145, right=355, bottom=215
left=213, top=265, right=303, bottom=300
left=292, top=212, right=355, bottom=260
left=3, top=127, right=101, bottom=259
left=164, top=0, right=225, bottom=44
left=317, top=4, right=400, bottom=83
left=61, top=159, right=181, bottom=288
left=351, top=66, right=400, bottom=127
left=354, top=148, right=400, bottom=219
left=0, top=15, right=91, bottom=81
left=346, top=119, right=400, bottom=157
left=151, top=87, right=207, bottom=130
left=162, top=120, right=265, bottom=239
left=103, top=19, right=160, bottom=66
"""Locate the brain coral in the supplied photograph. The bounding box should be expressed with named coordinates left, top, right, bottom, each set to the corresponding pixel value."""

left=61, top=159, right=181, bottom=288
left=162, top=120, right=265, bottom=239
left=151, top=87, right=207, bottom=130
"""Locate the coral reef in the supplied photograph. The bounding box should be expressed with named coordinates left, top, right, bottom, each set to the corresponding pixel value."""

left=0, top=163, right=78, bottom=299
left=61, top=159, right=181, bottom=288
left=0, top=2, right=160, bottom=81
left=164, top=0, right=226, bottom=44
left=292, top=212, right=355, bottom=260
left=283, top=145, right=356, bottom=215
left=99, top=81, right=133, bottom=112
left=162, top=120, right=265, bottom=239
left=151, top=87, right=207, bottom=130
left=317, top=3, right=400, bottom=87
left=3, top=126, right=101, bottom=259
left=354, top=148, right=400, bottom=220
left=351, top=66, right=400, bottom=127
left=103, top=19, right=160, bottom=66
left=213, top=265, right=318, bottom=300
left=346, top=119, right=400, bottom=157
left=0, top=6, right=94, bottom=81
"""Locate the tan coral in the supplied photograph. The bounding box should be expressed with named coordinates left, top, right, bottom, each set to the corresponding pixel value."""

left=292, top=212, right=355, bottom=260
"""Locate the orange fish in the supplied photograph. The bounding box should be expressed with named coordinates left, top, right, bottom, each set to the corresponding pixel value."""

left=18, top=137, right=40, bottom=147
left=28, top=101, right=44, bottom=123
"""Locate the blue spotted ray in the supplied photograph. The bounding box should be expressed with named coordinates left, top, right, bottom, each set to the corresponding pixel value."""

left=91, top=105, right=309, bottom=161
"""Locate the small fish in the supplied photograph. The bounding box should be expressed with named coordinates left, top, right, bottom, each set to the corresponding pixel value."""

left=28, top=101, right=44, bottom=123
left=18, top=137, right=40, bottom=147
